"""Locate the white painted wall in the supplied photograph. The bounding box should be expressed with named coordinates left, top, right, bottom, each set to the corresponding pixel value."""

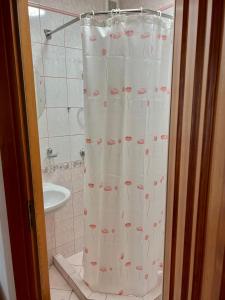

left=0, top=155, right=16, bottom=300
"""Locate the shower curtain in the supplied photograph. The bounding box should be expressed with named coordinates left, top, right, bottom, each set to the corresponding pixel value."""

left=81, top=13, right=173, bottom=297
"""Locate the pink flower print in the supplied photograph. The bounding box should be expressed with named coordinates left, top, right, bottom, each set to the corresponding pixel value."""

left=101, top=228, right=109, bottom=234
left=154, top=136, right=158, bottom=141
left=86, top=138, right=92, bottom=144
left=160, top=86, right=167, bottom=92
left=97, top=138, right=102, bottom=145
left=136, top=226, right=144, bottom=232
left=141, top=32, right=150, bottom=39
left=145, top=148, right=150, bottom=155
left=93, top=89, right=100, bottom=96
left=89, top=224, right=97, bottom=229
left=137, top=184, right=144, bottom=190
left=161, top=134, right=168, bottom=140
left=153, top=222, right=158, bottom=228
left=110, top=32, right=122, bottom=39
left=145, top=274, right=149, bottom=280
left=125, top=136, right=132, bottom=142
left=137, top=88, right=147, bottom=95
left=90, top=261, right=97, bottom=266
left=154, top=181, right=158, bottom=186
left=125, top=30, right=134, bottom=37
left=83, top=88, right=87, bottom=94
left=125, top=261, right=131, bottom=267
left=103, top=101, right=108, bottom=107
left=89, top=35, right=97, bottom=42
left=160, top=176, right=165, bottom=183
left=110, top=88, right=119, bottom=95
left=137, top=139, right=145, bottom=144
left=161, top=34, right=167, bottom=40
left=120, top=253, right=124, bottom=260
left=112, top=228, right=115, bottom=233
left=145, top=193, right=149, bottom=200
left=122, top=86, right=132, bottom=93
left=84, top=208, right=88, bottom=216
left=136, top=266, right=143, bottom=271
left=101, top=48, right=107, bottom=56
left=100, top=267, right=107, bottom=272
left=84, top=247, right=88, bottom=254
left=118, top=290, right=124, bottom=295
left=88, top=183, right=94, bottom=188
left=145, top=234, right=149, bottom=240
left=125, top=222, right=132, bottom=228
left=107, top=139, right=116, bottom=145
left=104, top=186, right=112, bottom=191
left=125, top=180, right=132, bottom=186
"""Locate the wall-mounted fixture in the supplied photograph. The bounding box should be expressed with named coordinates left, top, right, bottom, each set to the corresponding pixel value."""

left=47, top=147, right=58, bottom=159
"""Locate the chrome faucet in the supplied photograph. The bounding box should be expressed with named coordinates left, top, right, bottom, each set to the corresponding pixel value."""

left=47, top=147, right=58, bottom=158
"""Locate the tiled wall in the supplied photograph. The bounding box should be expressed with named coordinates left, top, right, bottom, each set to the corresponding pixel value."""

left=28, top=3, right=93, bottom=264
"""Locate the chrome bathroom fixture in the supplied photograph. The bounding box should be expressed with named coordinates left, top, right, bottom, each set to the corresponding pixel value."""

left=46, top=147, right=58, bottom=158
left=44, top=7, right=173, bottom=39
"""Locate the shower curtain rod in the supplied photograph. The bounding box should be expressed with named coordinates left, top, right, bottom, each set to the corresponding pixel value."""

left=44, top=8, right=173, bottom=39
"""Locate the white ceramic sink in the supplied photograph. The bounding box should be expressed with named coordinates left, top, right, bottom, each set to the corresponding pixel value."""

left=43, top=183, right=70, bottom=213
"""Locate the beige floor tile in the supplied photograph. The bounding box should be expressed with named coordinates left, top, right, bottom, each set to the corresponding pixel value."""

left=49, top=266, right=72, bottom=291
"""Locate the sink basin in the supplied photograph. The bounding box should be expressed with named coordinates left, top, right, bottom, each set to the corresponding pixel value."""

left=43, top=183, right=71, bottom=213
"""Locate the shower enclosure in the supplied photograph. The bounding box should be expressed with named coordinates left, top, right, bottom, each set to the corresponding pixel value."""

left=29, top=3, right=174, bottom=299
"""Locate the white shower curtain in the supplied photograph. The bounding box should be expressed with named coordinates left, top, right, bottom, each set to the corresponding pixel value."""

left=81, top=13, right=173, bottom=297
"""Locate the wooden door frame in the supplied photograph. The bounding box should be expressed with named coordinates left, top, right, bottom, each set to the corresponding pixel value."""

left=1, top=0, right=225, bottom=299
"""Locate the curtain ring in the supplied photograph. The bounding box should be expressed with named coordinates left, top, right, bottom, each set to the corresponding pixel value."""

left=140, top=7, right=143, bottom=15
left=157, top=10, right=162, bottom=18
left=92, top=10, right=95, bottom=16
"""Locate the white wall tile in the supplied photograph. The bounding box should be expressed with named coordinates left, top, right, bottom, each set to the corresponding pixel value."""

left=70, top=135, right=85, bottom=161
left=40, top=10, right=65, bottom=46
left=64, top=16, right=82, bottom=49
left=31, top=43, right=44, bottom=75
left=67, top=79, right=84, bottom=107
left=66, top=48, right=83, bottom=78
left=48, top=136, right=71, bottom=163
left=55, top=217, right=74, bottom=247
left=39, top=137, right=49, bottom=167
left=43, top=44, right=66, bottom=77
left=37, top=109, right=48, bottom=138
left=47, top=108, right=69, bottom=137
left=29, top=7, right=42, bottom=43
left=69, top=108, right=85, bottom=135
left=45, top=77, right=68, bottom=107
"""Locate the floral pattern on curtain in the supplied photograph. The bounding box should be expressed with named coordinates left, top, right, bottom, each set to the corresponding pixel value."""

left=81, top=14, right=173, bottom=297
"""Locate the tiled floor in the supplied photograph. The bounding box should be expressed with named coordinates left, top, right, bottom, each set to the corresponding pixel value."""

left=49, top=265, right=80, bottom=300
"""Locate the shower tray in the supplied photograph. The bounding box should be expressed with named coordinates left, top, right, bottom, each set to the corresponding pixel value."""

left=53, top=253, right=162, bottom=300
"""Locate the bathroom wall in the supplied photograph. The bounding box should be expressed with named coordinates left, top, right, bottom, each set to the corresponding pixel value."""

left=29, top=0, right=105, bottom=264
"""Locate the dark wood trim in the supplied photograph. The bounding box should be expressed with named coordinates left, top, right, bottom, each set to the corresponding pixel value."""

left=181, top=0, right=208, bottom=298
left=192, top=0, right=225, bottom=298
left=0, top=0, right=41, bottom=299
left=168, top=0, right=189, bottom=299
